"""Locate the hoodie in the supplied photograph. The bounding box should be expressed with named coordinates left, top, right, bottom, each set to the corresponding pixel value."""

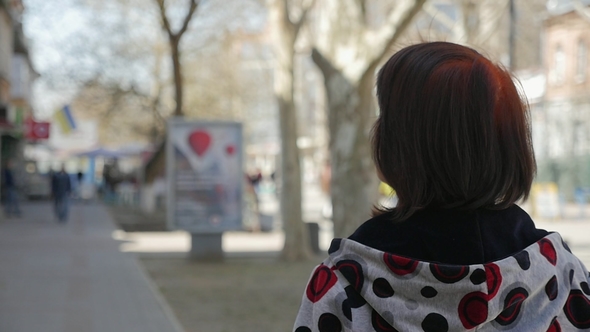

left=294, top=223, right=590, bottom=331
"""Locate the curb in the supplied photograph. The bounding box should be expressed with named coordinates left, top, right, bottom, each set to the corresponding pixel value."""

left=133, top=253, right=186, bottom=332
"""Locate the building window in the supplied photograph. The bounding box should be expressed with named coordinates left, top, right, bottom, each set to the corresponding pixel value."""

left=576, top=40, right=587, bottom=83
left=551, top=44, right=566, bottom=86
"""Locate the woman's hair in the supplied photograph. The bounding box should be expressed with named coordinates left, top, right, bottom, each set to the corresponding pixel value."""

left=372, top=42, right=535, bottom=221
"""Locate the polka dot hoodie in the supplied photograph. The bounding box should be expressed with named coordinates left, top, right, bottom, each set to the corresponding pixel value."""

left=294, top=233, right=590, bottom=331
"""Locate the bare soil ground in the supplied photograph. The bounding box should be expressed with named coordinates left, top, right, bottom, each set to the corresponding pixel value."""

left=140, top=255, right=319, bottom=332
left=108, top=205, right=323, bottom=331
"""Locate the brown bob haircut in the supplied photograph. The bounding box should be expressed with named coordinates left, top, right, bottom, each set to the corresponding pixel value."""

left=372, top=42, right=535, bottom=221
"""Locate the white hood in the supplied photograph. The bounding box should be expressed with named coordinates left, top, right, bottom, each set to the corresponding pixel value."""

left=294, top=232, right=590, bottom=331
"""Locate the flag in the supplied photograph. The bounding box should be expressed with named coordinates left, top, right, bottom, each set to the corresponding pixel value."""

left=24, top=117, right=50, bottom=140
left=53, top=105, right=76, bottom=134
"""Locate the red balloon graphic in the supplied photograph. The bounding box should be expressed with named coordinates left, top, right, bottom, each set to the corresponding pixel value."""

left=188, top=130, right=211, bottom=157
left=226, top=145, right=236, bottom=155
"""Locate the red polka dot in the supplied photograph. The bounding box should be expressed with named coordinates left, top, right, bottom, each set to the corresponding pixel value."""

left=429, top=263, right=469, bottom=284
left=546, top=317, right=561, bottom=332
left=458, top=292, right=488, bottom=329
left=539, top=238, right=557, bottom=266
left=306, top=264, right=338, bottom=303
left=384, top=253, right=418, bottom=276
left=484, top=263, right=502, bottom=300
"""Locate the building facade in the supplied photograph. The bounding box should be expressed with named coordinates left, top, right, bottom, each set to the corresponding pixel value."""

left=533, top=1, right=590, bottom=198
left=0, top=0, right=37, bottom=203
left=0, top=0, right=14, bottom=117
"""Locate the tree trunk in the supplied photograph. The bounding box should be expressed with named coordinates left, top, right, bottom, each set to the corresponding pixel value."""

left=312, top=49, right=379, bottom=238
left=271, top=1, right=312, bottom=261
left=307, top=0, right=426, bottom=238
left=279, top=89, right=310, bottom=260
left=171, top=38, right=183, bottom=116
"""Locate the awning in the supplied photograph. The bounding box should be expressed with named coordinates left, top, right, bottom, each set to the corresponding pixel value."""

left=74, top=147, right=125, bottom=158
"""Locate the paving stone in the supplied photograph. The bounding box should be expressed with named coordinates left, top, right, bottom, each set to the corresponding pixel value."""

left=0, top=201, right=184, bottom=332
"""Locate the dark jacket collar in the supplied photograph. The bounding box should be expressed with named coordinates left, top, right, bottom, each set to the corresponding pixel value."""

left=348, top=204, right=549, bottom=265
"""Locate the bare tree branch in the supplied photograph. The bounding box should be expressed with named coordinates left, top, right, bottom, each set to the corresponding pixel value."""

left=293, top=0, right=316, bottom=36
left=422, top=1, right=457, bottom=32
left=176, top=0, right=199, bottom=39
left=155, top=0, right=174, bottom=39
left=311, top=47, right=337, bottom=80
left=276, top=0, right=315, bottom=38
left=356, top=0, right=368, bottom=26
left=474, top=0, right=510, bottom=46
left=155, top=0, right=199, bottom=41
left=281, top=0, right=294, bottom=29
left=154, top=0, right=200, bottom=116
left=365, top=0, right=427, bottom=74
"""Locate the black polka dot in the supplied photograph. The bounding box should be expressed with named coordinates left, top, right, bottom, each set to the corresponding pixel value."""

left=421, top=313, right=449, bottom=332
left=342, top=299, right=352, bottom=321
left=564, top=289, right=590, bottom=329
left=581, top=282, right=590, bottom=295
left=336, top=260, right=364, bottom=292
left=373, top=278, right=395, bottom=298
left=421, top=286, right=438, bottom=298
left=495, top=287, right=528, bottom=326
left=430, top=263, right=469, bottom=283
left=318, top=313, right=342, bottom=332
left=328, top=239, right=342, bottom=254
left=345, top=285, right=366, bottom=308
left=295, top=327, right=312, bottom=332
left=513, top=250, right=531, bottom=270
left=545, top=275, right=558, bottom=301
left=470, top=269, right=486, bottom=285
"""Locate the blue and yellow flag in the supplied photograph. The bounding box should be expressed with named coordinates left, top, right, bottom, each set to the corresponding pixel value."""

left=53, top=105, right=76, bottom=134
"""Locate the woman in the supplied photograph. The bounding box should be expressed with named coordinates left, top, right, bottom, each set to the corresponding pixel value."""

left=293, top=42, right=590, bottom=331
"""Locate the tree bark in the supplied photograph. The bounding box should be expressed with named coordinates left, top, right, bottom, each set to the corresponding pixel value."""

left=155, top=0, right=198, bottom=117
left=311, top=0, right=426, bottom=238
left=312, top=49, right=379, bottom=238
left=170, top=38, right=183, bottom=116
left=270, top=0, right=313, bottom=261
left=278, top=84, right=310, bottom=261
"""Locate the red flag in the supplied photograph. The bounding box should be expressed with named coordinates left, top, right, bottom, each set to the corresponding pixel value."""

left=25, top=117, right=50, bottom=140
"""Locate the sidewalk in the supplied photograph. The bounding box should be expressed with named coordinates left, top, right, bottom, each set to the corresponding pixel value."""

left=0, top=201, right=184, bottom=332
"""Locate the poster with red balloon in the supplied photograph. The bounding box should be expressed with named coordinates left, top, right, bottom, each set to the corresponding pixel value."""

left=166, top=119, right=243, bottom=233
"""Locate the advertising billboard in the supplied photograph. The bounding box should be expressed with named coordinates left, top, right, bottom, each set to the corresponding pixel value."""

left=166, top=118, right=243, bottom=233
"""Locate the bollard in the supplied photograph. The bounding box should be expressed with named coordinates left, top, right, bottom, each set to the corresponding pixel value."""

left=307, top=222, right=321, bottom=254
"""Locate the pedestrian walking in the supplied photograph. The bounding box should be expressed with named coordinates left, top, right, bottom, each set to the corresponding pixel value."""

left=293, top=42, right=590, bottom=331
left=51, top=165, right=71, bottom=222
left=2, top=160, right=21, bottom=218
left=75, top=171, right=84, bottom=199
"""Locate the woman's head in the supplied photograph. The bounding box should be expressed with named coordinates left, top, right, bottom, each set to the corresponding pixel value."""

left=373, top=42, right=535, bottom=220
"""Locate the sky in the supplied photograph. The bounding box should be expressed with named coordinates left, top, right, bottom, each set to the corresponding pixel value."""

left=21, top=0, right=266, bottom=120
left=23, top=0, right=92, bottom=118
